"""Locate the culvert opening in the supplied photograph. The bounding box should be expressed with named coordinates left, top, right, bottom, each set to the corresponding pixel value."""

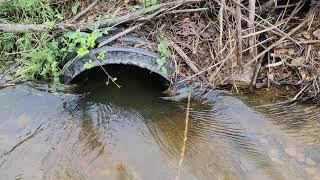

left=71, top=64, right=171, bottom=92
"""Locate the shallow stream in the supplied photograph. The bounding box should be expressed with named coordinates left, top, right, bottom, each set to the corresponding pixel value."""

left=1, top=67, right=320, bottom=180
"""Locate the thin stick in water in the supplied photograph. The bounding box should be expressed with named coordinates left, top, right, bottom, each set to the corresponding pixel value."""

left=176, top=86, right=192, bottom=180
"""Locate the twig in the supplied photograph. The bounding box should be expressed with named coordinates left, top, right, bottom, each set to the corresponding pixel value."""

left=98, top=23, right=144, bottom=47
left=225, top=0, right=301, bottom=45
left=251, top=55, right=264, bottom=87
left=0, top=0, right=202, bottom=33
left=248, top=0, right=257, bottom=57
left=0, top=23, right=52, bottom=33
left=0, top=83, right=15, bottom=88
left=290, top=83, right=311, bottom=102
left=276, top=40, right=320, bottom=47
left=209, top=46, right=235, bottom=83
left=218, top=0, right=225, bottom=50
left=235, top=0, right=243, bottom=68
left=242, top=20, right=284, bottom=39
left=243, top=36, right=275, bottom=53
left=166, top=8, right=209, bottom=14
left=246, top=15, right=311, bottom=66
left=177, top=39, right=234, bottom=84
left=175, top=86, right=192, bottom=180
left=69, top=0, right=99, bottom=23
left=281, top=0, right=304, bottom=30
left=0, top=62, right=20, bottom=81
left=170, top=41, right=200, bottom=74
left=90, top=55, right=121, bottom=88
left=212, top=0, right=299, bottom=45
left=1, top=123, right=44, bottom=158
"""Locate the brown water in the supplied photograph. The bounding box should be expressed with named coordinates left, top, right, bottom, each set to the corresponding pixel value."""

left=1, top=68, right=320, bottom=180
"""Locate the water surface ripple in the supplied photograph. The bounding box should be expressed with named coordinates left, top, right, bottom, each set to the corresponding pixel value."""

left=0, top=70, right=320, bottom=179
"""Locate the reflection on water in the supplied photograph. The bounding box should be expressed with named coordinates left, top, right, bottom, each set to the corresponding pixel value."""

left=0, top=67, right=320, bottom=179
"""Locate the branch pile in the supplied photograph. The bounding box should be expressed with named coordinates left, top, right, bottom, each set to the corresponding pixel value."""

left=1, top=0, right=320, bottom=101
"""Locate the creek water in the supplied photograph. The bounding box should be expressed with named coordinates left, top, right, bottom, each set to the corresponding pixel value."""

left=0, top=66, right=320, bottom=180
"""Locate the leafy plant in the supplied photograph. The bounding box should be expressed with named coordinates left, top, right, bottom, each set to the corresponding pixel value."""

left=156, top=37, right=170, bottom=76
left=139, top=0, right=158, bottom=8
left=0, top=0, right=55, bottom=24
left=98, top=51, right=106, bottom=60
left=83, top=60, right=94, bottom=70
left=62, top=29, right=102, bottom=55
left=61, top=29, right=103, bottom=69
left=0, top=0, right=62, bottom=84
left=71, top=1, right=80, bottom=15
left=16, top=39, right=61, bottom=84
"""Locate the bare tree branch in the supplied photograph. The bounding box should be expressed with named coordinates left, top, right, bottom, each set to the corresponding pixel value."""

left=0, top=0, right=202, bottom=33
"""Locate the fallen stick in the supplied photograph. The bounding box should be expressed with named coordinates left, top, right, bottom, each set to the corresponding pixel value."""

left=0, top=0, right=202, bottom=33
left=69, top=0, right=99, bottom=23
left=248, top=0, right=257, bottom=56
left=0, top=83, right=15, bottom=88
left=175, top=86, right=192, bottom=180
left=98, top=23, right=144, bottom=47
left=245, top=14, right=311, bottom=66
left=178, top=39, right=234, bottom=84
left=290, top=83, right=311, bottom=102
left=170, top=41, right=200, bottom=74
left=212, top=0, right=300, bottom=45
left=276, top=40, right=320, bottom=47
left=218, top=0, right=225, bottom=50
left=235, top=0, right=243, bottom=68
left=251, top=55, right=264, bottom=87
left=165, top=8, right=209, bottom=14
left=232, top=0, right=301, bottom=46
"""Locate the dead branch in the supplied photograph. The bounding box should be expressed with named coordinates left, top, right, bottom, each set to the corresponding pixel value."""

left=235, top=0, right=243, bottom=67
left=98, top=23, right=144, bottom=47
left=170, top=41, right=200, bottom=74
left=0, top=0, right=202, bottom=33
left=218, top=0, right=225, bottom=50
left=69, top=0, right=99, bottom=23
left=248, top=0, right=256, bottom=57
left=246, top=15, right=311, bottom=66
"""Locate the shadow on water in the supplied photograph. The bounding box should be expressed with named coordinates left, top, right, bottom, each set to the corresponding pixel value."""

left=0, top=65, right=320, bottom=179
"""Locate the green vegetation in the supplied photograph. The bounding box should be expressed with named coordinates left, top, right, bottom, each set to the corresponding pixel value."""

left=0, top=0, right=63, bottom=83
left=144, top=0, right=158, bottom=8
left=62, top=29, right=102, bottom=56
left=156, top=37, right=170, bottom=76
left=0, top=0, right=164, bottom=85
left=16, top=39, right=61, bottom=83
left=139, top=0, right=158, bottom=8
left=0, top=0, right=104, bottom=83
left=71, top=1, right=80, bottom=15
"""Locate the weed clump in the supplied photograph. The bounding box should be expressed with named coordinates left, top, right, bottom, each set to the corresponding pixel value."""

left=0, top=0, right=62, bottom=84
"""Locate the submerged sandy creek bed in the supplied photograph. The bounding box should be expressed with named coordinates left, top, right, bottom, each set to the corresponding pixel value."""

left=0, top=66, right=320, bottom=180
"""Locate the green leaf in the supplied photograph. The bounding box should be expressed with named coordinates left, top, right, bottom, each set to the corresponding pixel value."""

left=77, top=46, right=89, bottom=56
left=45, top=21, right=55, bottom=30
left=98, top=51, right=106, bottom=60
left=71, top=2, right=80, bottom=15
left=161, top=66, right=168, bottom=76
left=55, top=13, right=64, bottom=20
left=156, top=57, right=166, bottom=68
left=152, top=0, right=158, bottom=5
left=83, top=60, right=94, bottom=70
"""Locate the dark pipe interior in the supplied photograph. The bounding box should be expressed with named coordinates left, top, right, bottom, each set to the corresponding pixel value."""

left=71, top=64, right=171, bottom=91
